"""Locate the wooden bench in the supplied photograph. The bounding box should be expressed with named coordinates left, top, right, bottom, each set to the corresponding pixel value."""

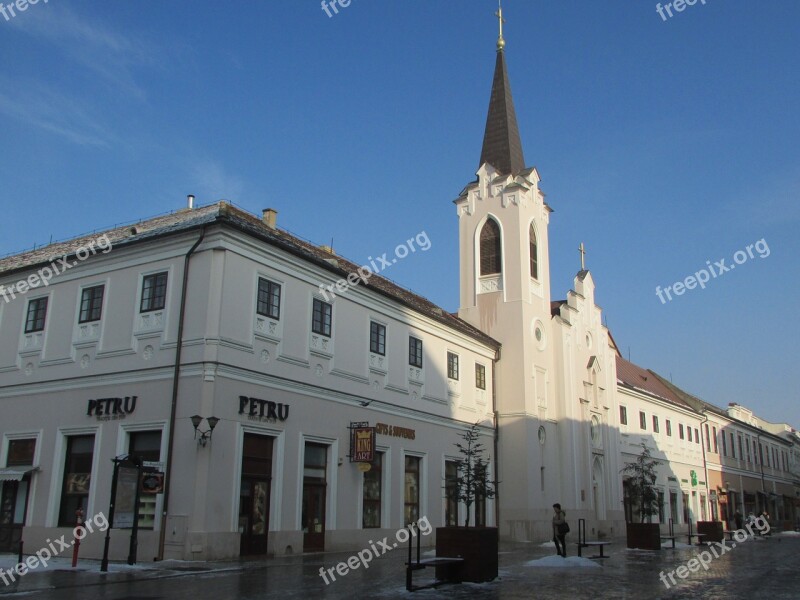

left=577, top=540, right=611, bottom=559
left=405, top=557, right=464, bottom=592
left=405, top=523, right=464, bottom=592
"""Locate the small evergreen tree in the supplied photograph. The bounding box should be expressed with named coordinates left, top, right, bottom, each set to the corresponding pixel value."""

left=621, top=442, right=660, bottom=523
left=449, top=423, right=497, bottom=527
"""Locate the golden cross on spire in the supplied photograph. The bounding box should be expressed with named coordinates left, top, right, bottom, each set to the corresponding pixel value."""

left=579, top=242, right=587, bottom=271
left=495, top=1, right=506, bottom=51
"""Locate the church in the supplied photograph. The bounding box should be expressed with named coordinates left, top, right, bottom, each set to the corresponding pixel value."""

left=1, top=9, right=795, bottom=562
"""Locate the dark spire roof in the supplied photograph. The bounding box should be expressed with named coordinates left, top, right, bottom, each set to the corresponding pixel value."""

left=479, top=48, right=526, bottom=175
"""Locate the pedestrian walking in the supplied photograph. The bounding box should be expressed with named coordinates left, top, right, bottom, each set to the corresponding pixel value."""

left=734, top=509, right=743, bottom=530
left=552, top=503, right=568, bottom=557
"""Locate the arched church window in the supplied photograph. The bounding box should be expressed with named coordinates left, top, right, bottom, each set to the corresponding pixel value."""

left=529, top=223, right=538, bottom=279
left=479, top=219, right=502, bottom=275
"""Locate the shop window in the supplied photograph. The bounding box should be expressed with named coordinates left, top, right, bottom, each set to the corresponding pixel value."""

left=362, top=452, right=383, bottom=529
left=129, top=431, right=162, bottom=529
left=444, top=460, right=458, bottom=526
left=58, top=435, right=94, bottom=526
left=404, top=455, right=421, bottom=525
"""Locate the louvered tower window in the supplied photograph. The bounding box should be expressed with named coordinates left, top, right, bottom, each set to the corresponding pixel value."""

left=479, top=219, right=502, bottom=275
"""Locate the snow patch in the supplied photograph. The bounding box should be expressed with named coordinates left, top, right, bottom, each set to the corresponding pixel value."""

left=524, top=555, right=601, bottom=568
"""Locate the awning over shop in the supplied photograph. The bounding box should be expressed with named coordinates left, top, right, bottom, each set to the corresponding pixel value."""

left=0, top=466, right=39, bottom=482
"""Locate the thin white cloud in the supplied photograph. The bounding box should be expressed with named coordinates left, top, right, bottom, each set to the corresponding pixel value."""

left=8, top=3, right=162, bottom=100
left=0, top=79, right=113, bottom=147
left=189, top=160, right=245, bottom=202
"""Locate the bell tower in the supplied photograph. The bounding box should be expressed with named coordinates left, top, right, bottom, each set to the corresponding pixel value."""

left=455, top=2, right=558, bottom=534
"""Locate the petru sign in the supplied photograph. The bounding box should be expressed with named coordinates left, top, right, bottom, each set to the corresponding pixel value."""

left=87, top=396, right=138, bottom=420
left=238, top=396, right=290, bottom=422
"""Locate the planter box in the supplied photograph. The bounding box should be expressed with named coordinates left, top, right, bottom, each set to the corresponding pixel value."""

left=626, top=522, right=661, bottom=550
left=435, top=527, right=498, bottom=583
left=697, top=521, right=723, bottom=543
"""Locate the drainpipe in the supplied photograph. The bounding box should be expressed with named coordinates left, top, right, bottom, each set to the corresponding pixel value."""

left=699, top=413, right=711, bottom=520
left=157, top=227, right=207, bottom=561
left=757, top=433, right=767, bottom=514
left=492, top=347, right=500, bottom=530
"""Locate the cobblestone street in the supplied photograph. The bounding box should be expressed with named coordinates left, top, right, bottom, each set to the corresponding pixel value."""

left=2, top=533, right=798, bottom=599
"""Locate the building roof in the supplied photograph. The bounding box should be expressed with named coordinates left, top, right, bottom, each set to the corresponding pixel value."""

left=479, top=48, right=526, bottom=176
left=615, top=355, right=696, bottom=412
left=0, top=202, right=500, bottom=350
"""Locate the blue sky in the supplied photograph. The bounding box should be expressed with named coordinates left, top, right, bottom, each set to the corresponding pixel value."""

left=1, top=1, right=798, bottom=425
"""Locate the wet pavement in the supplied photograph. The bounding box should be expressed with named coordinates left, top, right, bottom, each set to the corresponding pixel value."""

left=1, top=532, right=798, bottom=599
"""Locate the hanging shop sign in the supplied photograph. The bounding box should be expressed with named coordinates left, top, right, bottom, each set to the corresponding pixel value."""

left=238, top=396, right=290, bottom=423
left=140, top=471, right=165, bottom=495
left=375, top=422, right=416, bottom=440
left=87, top=396, right=137, bottom=421
left=350, top=424, right=376, bottom=463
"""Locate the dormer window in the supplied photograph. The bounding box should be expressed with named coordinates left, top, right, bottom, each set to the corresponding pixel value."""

left=479, top=219, right=502, bottom=275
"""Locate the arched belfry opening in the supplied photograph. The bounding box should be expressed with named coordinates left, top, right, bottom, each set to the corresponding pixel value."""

left=479, top=219, right=502, bottom=276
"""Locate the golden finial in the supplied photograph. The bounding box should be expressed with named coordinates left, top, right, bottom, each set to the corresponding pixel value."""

left=495, top=1, right=506, bottom=51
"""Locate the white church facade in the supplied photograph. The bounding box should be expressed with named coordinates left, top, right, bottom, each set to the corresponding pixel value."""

left=0, top=16, right=797, bottom=562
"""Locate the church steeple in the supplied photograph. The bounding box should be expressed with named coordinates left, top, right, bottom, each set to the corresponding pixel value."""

left=479, top=3, right=525, bottom=175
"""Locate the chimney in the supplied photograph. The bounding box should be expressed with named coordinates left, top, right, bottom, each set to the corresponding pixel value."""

left=262, top=208, right=278, bottom=229
left=187, top=194, right=195, bottom=209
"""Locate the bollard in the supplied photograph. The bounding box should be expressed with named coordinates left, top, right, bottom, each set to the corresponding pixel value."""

left=72, top=508, right=84, bottom=568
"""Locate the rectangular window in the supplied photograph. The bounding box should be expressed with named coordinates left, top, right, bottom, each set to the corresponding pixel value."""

left=639, top=411, right=647, bottom=430
left=695, top=428, right=700, bottom=444
left=475, top=364, right=486, bottom=390
left=370, top=322, right=386, bottom=355
left=447, top=352, right=459, bottom=380
left=653, top=415, right=660, bottom=434
left=256, top=278, right=281, bottom=320
left=25, top=297, right=48, bottom=333
left=129, top=430, right=162, bottom=529
left=312, top=298, right=332, bottom=337
left=682, top=492, right=690, bottom=523
left=670, top=490, right=678, bottom=523
left=666, top=420, right=672, bottom=437
left=140, top=272, right=167, bottom=313
left=408, top=336, right=423, bottom=368
left=58, top=435, right=94, bottom=526
left=658, top=490, right=665, bottom=524
left=79, top=285, right=105, bottom=323
left=753, top=440, right=759, bottom=465
left=721, top=430, right=727, bottom=456
left=362, top=452, right=383, bottom=528
left=679, top=424, right=685, bottom=440
left=739, top=435, right=744, bottom=461
left=705, top=425, right=711, bottom=451
left=712, top=426, right=718, bottom=453
left=619, top=406, right=627, bottom=425
left=731, top=433, right=737, bottom=459
left=404, top=455, right=421, bottom=525
left=7, top=439, right=36, bottom=466
left=687, top=427, right=692, bottom=442
left=445, top=460, right=458, bottom=527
